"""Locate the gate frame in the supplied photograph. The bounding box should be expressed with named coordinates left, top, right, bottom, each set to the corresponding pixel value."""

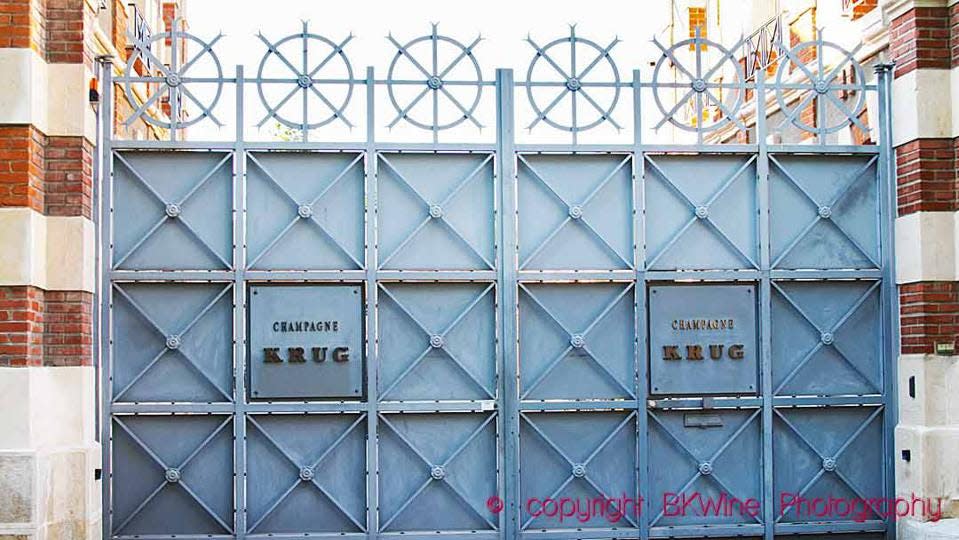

left=95, top=45, right=899, bottom=540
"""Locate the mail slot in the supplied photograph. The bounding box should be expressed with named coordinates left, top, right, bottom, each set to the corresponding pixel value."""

left=248, top=284, right=364, bottom=399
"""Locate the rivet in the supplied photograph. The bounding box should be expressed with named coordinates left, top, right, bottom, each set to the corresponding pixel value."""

left=297, top=204, right=313, bottom=219
left=299, top=466, right=315, bottom=482
left=430, top=465, right=446, bottom=480
left=570, top=334, right=586, bottom=349
left=165, top=335, right=181, bottom=350
left=427, top=76, right=443, bottom=90
left=165, top=73, right=182, bottom=87
left=429, top=204, right=444, bottom=219
left=695, top=206, right=709, bottom=220
left=814, top=79, right=830, bottom=95
left=821, top=332, right=834, bottom=345
left=822, top=457, right=837, bottom=472
left=698, top=461, right=713, bottom=475
left=818, top=205, right=832, bottom=219
left=691, top=78, right=707, bottom=93
left=297, top=74, right=313, bottom=89
left=565, top=77, right=582, bottom=92
left=164, top=468, right=181, bottom=483
left=568, top=205, right=583, bottom=220
left=571, top=463, right=587, bottom=478
left=429, top=334, right=445, bottom=349
left=165, top=203, right=181, bottom=218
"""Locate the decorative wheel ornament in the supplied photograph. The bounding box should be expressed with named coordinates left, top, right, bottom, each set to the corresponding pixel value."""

left=123, top=20, right=225, bottom=130
left=651, top=28, right=747, bottom=134
left=525, top=26, right=622, bottom=136
left=775, top=33, right=868, bottom=136
left=256, top=22, right=355, bottom=131
left=386, top=24, right=485, bottom=136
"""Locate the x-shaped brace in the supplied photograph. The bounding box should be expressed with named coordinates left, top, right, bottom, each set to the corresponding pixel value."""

left=774, top=407, right=884, bottom=522
left=645, top=155, right=757, bottom=268
left=246, top=414, right=367, bottom=532
left=112, top=284, right=233, bottom=402
left=648, top=410, right=763, bottom=526
left=520, top=412, right=638, bottom=529
left=378, top=413, right=497, bottom=530
left=113, top=416, right=234, bottom=534
left=379, top=284, right=495, bottom=399
left=771, top=156, right=878, bottom=268
left=255, top=25, right=355, bottom=129
left=519, top=283, right=634, bottom=399
left=113, top=153, right=232, bottom=269
left=378, top=154, right=494, bottom=269
left=773, top=280, right=881, bottom=394
left=519, top=155, right=632, bottom=269
left=246, top=153, right=364, bottom=269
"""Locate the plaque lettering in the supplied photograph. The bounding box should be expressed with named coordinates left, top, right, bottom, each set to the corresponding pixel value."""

left=263, top=347, right=282, bottom=363
left=312, top=347, right=327, bottom=362
left=288, top=347, right=306, bottom=363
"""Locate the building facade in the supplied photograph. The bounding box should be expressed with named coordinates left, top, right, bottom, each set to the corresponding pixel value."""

left=0, top=0, right=956, bottom=539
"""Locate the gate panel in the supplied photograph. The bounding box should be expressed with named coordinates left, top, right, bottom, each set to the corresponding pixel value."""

left=517, top=154, right=633, bottom=270
left=770, top=155, right=879, bottom=270
left=246, top=152, right=365, bottom=270
left=377, top=153, right=495, bottom=270
left=113, top=152, right=233, bottom=270
left=378, top=283, right=496, bottom=401
left=245, top=414, right=367, bottom=534
left=645, top=154, right=758, bottom=270
left=378, top=412, right=498, bottom=532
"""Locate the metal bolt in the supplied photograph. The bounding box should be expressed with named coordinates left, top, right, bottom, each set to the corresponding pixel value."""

left=299, top=466, right=315, bottom=482
left=429, top=334, right=445, bottom=349
left=427, top=76, right=443, bottom=90
left=565, top=77, right=582, bottom=92
left=430, top=465, right=446, bottom=480
left=570, top=334, right=586, bottom=349
left=164, top=468, right=181, bottom=483
left=297, top=204, right=313, bottom=219
left=568, top=205, right=583, bottom=220
left=429, top=204, right=444, bottom=219
left=165, top=203, right=181, bottom=218
left=814, top=79, right=830, bottom=95
left=297, top=74, right=313, bottom=89
left=165, top=335, right=181, bottom=350
left=821, top=332, right=834, bottom=345
left=698, top=461, right=713, bottom=476
left=822, top=457, right=837, bottom=472
left=695, top=206, right=709, bottom=219
left=165, top=73, right=182, bottom=87
left=818, top=205, right=832, bottom=219
left=691, top=78, right=707, bottom=93
left=571, top=463, right=587, bottom=478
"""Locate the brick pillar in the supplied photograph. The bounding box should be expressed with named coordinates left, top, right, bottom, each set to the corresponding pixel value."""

left=887, top=0, right=959, bottom=537
left=0, top=0, right=100, bottom=537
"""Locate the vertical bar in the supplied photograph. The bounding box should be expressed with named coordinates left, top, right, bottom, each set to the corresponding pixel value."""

left=98, top=57, right=115, bottom=540
left=364, top=66, right=379, bottom=540
left=632, top=68, right=649, bottom=540
left=756, top=66, right=775, bottom=540
left=495, top=68, right=519, bottom=540
left=233, top=64, right=248, bottom=540
left=874, top=61, right=898, bottom=540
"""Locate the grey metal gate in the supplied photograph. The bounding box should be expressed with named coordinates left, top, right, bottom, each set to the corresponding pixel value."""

left=99, top=22, right=898, bottom=540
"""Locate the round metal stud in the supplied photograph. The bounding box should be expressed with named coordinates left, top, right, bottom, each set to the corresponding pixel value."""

left=429, top=204, right=444, bottom=219
left=296, top=74, right=313, bottom=89
left=164, top=468, right=181, bottom=483
left=822, top=457, right=837, bottom=472
left=691, top=78, right=707, bottom=93
left=165, top=203, right=181, bottom=218
left=430, top=465, right=446, bottom=480
left=570, top=334, right=586, bottom=349
left=426, top=75, right=444, bottom=90
left=568, top=205, right=583, bottom=220
left=299, top=466, right=315, bottom=482
left=429, top=334, right=445, bottom=349
left=571, top=463, right=587, bottom=478
left=565, top=77, right=582, bottom=92
left=165, top=73, right=182, bottom=88
left=814, top=79, right=830, bottom=95
left=698, top=461, right=713, bottom=476
left=297, top=204, right=313, bottom=219
left=695, top=206, right=709, bottom=220
left=165, top=335, right=181, bottom=350
left=818, top=205, right=832, bottom=219
left=821, top=332, right=835, bottom=345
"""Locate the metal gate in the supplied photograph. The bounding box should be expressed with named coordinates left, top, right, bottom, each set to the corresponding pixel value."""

left=99, top=22, right=898, bottom=540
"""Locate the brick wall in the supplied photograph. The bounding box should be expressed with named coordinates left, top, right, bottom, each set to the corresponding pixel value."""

left=0, top=126, right=46, bottom=213
left=900, top=282, right=959, bottom=355
left=0, top=286, right=93, bottom=368
left=890, top=6, right=952, bottom=77
left=895, top=138, right=958, bottom=215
